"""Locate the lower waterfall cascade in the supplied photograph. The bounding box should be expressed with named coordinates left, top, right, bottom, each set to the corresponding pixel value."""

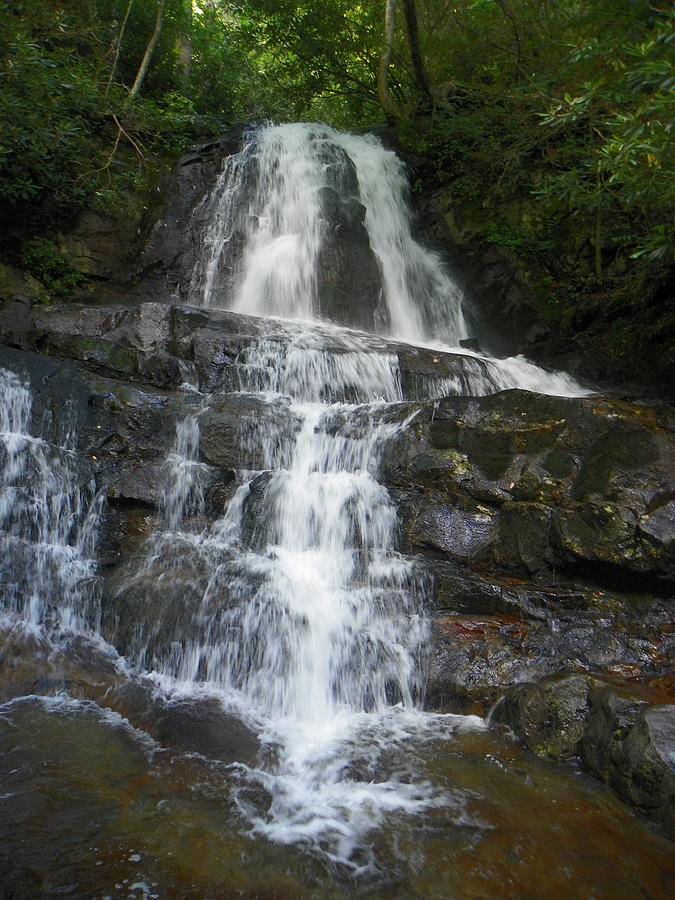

left=1, top=123, right=674, bottom=897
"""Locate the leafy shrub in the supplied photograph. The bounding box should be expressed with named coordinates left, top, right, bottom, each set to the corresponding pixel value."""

left=19, top=239, right=86, bottom=302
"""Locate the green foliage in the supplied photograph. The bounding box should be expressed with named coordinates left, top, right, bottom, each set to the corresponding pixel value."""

left=0, top=2, right=104, bottom=227
left=0, top=0, right=672, bottom=381
left=484, top=220, right=555, bottom=260
left=0, top=0, right=259, bottom=237
left=231, top=0, right=383, bottom=125
left=536, top=16, right=675, bottom=263
left=19, top=239, right=87, bottom=302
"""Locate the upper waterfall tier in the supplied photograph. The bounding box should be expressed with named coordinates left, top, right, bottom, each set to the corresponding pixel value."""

left=147, top=123, right=467, bottom=344
left=138, top=122, right=588, bottom=398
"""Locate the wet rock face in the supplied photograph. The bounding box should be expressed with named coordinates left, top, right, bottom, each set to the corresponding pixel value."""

left=491, top=674, right=594, bottom=762
left=2, top=300, right=674, bottom=649
left=580, top=691, right=675, bottom=834
left=0, top=629, right=259, bottom=766
left=0, top=296, right=674, bottom=832
left=387, top=390, right=675, bottom=582
left=378, top=381, right=674, bottom=833
left=140, top=132, right=247, bottom=300
left=315, top=184, right=386, bottom=331
left=382, top=389, right=674, bottom=720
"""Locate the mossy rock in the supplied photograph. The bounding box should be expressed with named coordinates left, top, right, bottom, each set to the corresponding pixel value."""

left=572, top=426, right=659, bottom=500
left=37, top=332, right=140, bottom=377
left=492, top=675, right=594, bottom=762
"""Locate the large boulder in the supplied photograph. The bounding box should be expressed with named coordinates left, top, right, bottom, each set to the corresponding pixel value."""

left=491, top=674, right=595, bottom=761
left=490, top=676, right=675, bottom=837
left=580, top=690, right=675, bottom=836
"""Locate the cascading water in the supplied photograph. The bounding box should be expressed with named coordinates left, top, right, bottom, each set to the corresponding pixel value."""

left=111, top=330, right=452, bottom=862
left=94, top=122, right=595, bottom=865
left=0, top=368, right=102, bottom=635
left=5, top=122, right=634, bottom=887
left=104, top=122, right=596, bottom=864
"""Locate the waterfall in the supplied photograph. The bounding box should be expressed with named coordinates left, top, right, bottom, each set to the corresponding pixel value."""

left=0, top=123, right=594, bottom=874
left=189, top=123, right=468, bottom=344
left=189, top=122, right=586, bottom=398
left=111, top=122, right=590, bottom=864
left=0, top=368, right=102, bottom=635
left=121, top=338, right=429, bottom=717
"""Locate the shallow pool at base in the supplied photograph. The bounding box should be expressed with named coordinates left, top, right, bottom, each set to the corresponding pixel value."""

left=0, top=693, right=672, bottom=899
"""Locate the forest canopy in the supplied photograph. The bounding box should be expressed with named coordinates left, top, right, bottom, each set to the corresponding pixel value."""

left=1, top=0, right=673, bottom=375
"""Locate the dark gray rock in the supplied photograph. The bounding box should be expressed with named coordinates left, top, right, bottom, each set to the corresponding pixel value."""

left=149, top=695, right=259, bottom=764
left=0, top=262, right=44, bottom=304
left=140, top=133, right=245, bottom=300
left=580, top=689, right=675, bottom=837
left=386, top=389, right=675, bottom=582
left=491, top=674, right=594, bottom=760
left=58, top=208, right=145, bottom=282
left=199, top=394, right=301, bottom=470
left=401, top=497, right=497, bottom=561
left=489, top=675, right=675, bottom=836
left=316, top=185, right=386, bottom=331
left=424, top=557, right=674, bottom=715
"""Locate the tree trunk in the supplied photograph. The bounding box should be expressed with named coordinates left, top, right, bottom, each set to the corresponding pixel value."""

left=595, top=210, right=602, bottom=277
left=176, top=0, right=192, bottom=85
left=378, top=0, right=401, bottom=118
left=493, top=0, right=522, bottom=69
left=104, top=0, right=135, bottom=102
left=129, top=0, right=166, bottom=100
left=402, top=0, right=431, bottom=100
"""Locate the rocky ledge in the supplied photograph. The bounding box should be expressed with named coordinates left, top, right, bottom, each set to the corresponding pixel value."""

left=381, top=387, right=674, bottom=834
left=0, top=297, right=673, bottom=836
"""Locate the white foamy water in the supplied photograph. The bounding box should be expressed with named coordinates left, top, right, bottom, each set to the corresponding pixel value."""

left=0, top=368, right=102, bottom=635
left=331, top=129, right=468, bottom=345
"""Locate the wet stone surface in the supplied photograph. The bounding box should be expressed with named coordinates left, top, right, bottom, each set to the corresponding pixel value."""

left=0, top=298, right=674, bottom=838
